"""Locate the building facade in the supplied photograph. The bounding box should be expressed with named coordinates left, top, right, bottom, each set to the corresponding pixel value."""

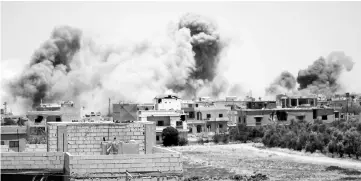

left=139, top=95, right=187, bottom=144
left=185, top=101, right=230, bottom=135
left=1, top=126, right=27, bottom=152
left=238, top=107, right=336, bottom=126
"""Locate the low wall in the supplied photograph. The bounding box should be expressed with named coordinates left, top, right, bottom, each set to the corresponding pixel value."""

left=0, top=145, right=14, bottom=152
left=47, top=122, right=155, bottom=155
left=1, top=152, right=64, bottom=171
left=64, top=146, right=183, bottom=180
left=69, top=178, right=181, bottom=181
left=25, top=144, right=47, bottom=152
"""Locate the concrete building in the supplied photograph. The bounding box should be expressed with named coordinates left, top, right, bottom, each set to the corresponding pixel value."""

left=113, top=103, right=138, bottom=122
left=244, top=101, right=277, bottom=109
left=276, top=94, right=318, bottom=108
left=139, top=110, right=188, bottom=144
left=186, top=101, right=230, bottom=134
left=154, top=94, right=182, bottom=111
left=0, top=126, right=27, bottom=152
left=1, top=121, right=184, bottom=181
left=138, top=95, right=187, bottom=144
left=26, top=101, right=81, bottom=126
left=238, top=107, right=336, bottom=126
left=112, top=103, right=155, bottom=122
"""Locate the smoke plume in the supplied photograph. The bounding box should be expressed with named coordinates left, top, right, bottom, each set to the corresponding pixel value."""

left=297, top=51, right=355, bottom=96
left=1, top=13, right=241, bottom=114
left=168, top=13, right=227, bottom=98
left=265, top=71, right=296, bottom=95
left=6, top=26, right=82, bottom=107
left=265, top=51, right=355, bottom=97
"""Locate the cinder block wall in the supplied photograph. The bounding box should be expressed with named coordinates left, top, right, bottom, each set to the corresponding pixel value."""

left=1, top=152, right=64, bottom=170
left=64, top=146, right=182, bottom=181
left=1, top=145, right=11, bottom=152
left=47, top=122, right=155, bottom=155
left=69, top=177, right=181, bottom=181
left=25, top=144, right=47, bottom=152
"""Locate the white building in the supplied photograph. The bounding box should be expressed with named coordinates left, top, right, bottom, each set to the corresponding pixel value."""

left=154, top=94, right=182, bottom=111
left=138, top=94, right=187, bottom=144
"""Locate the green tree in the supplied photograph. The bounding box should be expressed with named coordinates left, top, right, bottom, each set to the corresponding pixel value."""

left=162, top=127, right=179, bottom=147
left=327, top=139, right=337, bottom=157
left=336, top=141, right=345, bottom=158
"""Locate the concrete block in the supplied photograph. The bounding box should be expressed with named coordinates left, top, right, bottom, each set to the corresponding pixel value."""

left=170, top=158, right=178, bottom=162
left=161, top=158, right=169, bottom=162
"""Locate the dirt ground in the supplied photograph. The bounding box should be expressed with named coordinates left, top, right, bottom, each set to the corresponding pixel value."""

left=170, top=143, right=361, bottom=181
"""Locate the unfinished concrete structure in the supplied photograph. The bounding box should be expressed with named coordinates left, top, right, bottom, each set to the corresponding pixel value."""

left=238, top=108, right=336, bottom=126
left=27, top=101, right=81, bottom=126
left=276, top=94, right=318, bottom=108
left=113, top=103, right=138, bottom=122
left=1, top=121, right=183, bottom=181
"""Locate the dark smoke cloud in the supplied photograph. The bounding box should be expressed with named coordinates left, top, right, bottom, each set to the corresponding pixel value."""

left=265, top=71, right=296, bottom=95
left=7, top=26, right=82, bottom=107
left=297, top=51, right=355, bottom=96
left=2, top=13, right=242, bottom=113
left=178, top=13, right=221, bottom=81
left=175, top=13, right=225, bottom=97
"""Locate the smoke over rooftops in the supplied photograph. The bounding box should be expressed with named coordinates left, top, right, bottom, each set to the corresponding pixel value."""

left=1, top=13, right=244, bottom=114
left=266, top=51, right=356, bottom=97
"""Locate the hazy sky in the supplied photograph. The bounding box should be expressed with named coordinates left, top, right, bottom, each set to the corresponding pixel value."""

left=2, top=1, right=361, bottom=98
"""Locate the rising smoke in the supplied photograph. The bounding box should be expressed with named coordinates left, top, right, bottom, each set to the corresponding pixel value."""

left=265, top=71, right=296, bottom=95
left=265, top=51, right=355, bottom=97
left=1, top=13, right=241, bottom=114
left=6, top=26, right=82, bottom=107
left=297, top=51, right=355, bottom=96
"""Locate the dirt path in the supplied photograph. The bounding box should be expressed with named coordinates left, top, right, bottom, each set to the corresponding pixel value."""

left=240, top=143, right=361, bottom=170
left=171, top=143, right=361, bottom=181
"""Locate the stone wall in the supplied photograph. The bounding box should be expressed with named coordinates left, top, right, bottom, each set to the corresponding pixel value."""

left=64, top=146, right=182, bottom=181
left=25, top=144, right=47, bottom=152
left=47, top=122, right=155, bottom=155
left=1, top=152, right=64, bottom=171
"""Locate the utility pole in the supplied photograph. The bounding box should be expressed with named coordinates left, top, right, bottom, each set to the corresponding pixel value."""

left=3, top=102, right=7, bottom=115
left=346, top=92, right=349, bottom=120
left=108, top=98, right=111, bottom=117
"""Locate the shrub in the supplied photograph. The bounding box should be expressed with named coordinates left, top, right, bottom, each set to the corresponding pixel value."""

left=222, top=135, right=229, bottom=144
left=336, top=141, right=345, bottom=157
left=327, top=139, right=337, bottom=157
left=229, top=127, right=239, bottom=141
left=197, top=137, right=204, bottom=145
left=162, top=127, right=179, bottom=147
left=27, top=136, right=47, bottom=144
left=178, top=137, right=188, bottom=146
left=213, top=134, right=222, bottom=144
left=252, top=137, right=263, bottom=143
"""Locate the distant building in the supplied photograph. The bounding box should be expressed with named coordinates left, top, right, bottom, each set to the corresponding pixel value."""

left=113, top=103, right=138, bottom=122
left=184, top=101, right=230, bottom=134
left=139, top=110, right=187, bottom=144
left=244, top=101, right=277, bottom=109
left=154, top=94, right=181, bottom=111
left=1, top=126, right=27, bottom=152
left=238, top=107, right=336, bottom=126
left=26, top=101, right=81, bottom=131
left=139, top=95, right=187, bottom=144
left=276, top=94, right=318, bottom=108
